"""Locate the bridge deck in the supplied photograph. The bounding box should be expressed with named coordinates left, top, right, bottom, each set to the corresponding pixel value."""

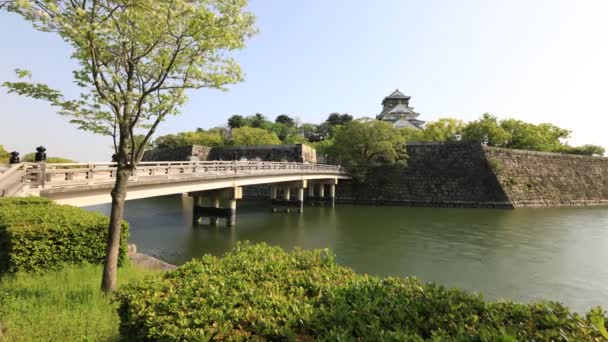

left=0, top=161, right=350, bottom=206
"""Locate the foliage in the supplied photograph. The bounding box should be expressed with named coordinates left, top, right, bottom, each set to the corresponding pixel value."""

left=0, top=198, right=129, bottom=275
left=2, top=0, right=257, bottom=291
left=330, top=119, right=408, bottom=181
left=0, top=263, right=158, bottom=342
left=3, top=0, right=256, bottom=163
left=420, top=118, right=465, bottom=142
left=500, top=119, right=570, bottom=152
left=326, top=112, right=353, bottom=126
left=461, top=114, right=512, bottom=147
left=21, top=153, right=76, bottom=163
left=275, top=114, right=296, bottom=126
left=154, top=129, right=225, bottom=149
left=230, top=127, right=281, bottom=146
left=227, top=114, right=248, bottom=129
left=116, top=242, right=608, bottom=341
left=0, top=145, right=9, bottom=165
left=562, top=144, right=606, bottom=156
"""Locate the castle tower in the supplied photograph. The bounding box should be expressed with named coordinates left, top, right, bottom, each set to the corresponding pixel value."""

left=377, top=89, right=425, bottom=129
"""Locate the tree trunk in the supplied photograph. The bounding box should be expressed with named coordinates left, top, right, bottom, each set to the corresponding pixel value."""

left=101, top=136, right=131, bottom=293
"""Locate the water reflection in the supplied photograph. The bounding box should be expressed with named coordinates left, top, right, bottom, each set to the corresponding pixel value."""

left=86, top=196, right=608, bottom=312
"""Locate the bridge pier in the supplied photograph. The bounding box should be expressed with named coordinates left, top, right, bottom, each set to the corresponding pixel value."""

left=271, top=180, right=306, bottom=213
left=190, top=187, right=242, bottom=227
left=307, top=179, right=337, bottom=207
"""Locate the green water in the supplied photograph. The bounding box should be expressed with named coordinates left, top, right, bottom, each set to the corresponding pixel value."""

left=88, top=196, right=608, bottom=312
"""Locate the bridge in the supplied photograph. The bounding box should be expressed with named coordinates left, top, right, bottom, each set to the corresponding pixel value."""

left=0, top=161, right=350, bottom=226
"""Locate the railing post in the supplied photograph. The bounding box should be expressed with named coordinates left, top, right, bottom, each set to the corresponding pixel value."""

left=9, top=152, right=20, bottom=164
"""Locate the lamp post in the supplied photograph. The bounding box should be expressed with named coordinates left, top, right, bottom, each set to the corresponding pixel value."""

left=9, top=152, right=20, bottom=164
left=34, top=146, right=47, bottom=162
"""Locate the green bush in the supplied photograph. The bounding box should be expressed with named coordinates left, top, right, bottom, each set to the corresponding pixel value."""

left=0, top=197, right=129, bottom=275
left=116, top=242, right=608, bottom=341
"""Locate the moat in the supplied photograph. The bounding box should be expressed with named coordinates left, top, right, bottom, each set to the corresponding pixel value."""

left=89, top=196, right=608, bottom=313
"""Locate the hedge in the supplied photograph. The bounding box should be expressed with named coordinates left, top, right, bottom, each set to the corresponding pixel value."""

left=0, top=197, right=129, bottom=275
left=116, top=242, right=608, bottom=341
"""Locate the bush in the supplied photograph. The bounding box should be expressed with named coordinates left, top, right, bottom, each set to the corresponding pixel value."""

left=0, top=197, right=129, bottom=275
left=116, top=243, right=608, bottom=341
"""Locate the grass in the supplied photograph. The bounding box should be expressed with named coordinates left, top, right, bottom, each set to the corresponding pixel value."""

left=0, top=263, right=158, bottom=342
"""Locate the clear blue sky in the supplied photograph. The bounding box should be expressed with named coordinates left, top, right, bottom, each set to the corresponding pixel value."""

left=1, top=0, right=607, bottom=161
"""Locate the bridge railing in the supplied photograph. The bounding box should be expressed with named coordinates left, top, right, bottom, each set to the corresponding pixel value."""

left=14, top=161, right=346, bottom=189
left=0, top=163, right=26, bottom=197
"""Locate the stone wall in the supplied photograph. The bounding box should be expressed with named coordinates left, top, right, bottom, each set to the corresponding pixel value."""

left=484, top=147, right=608, bottom=207
left=335, top=142, right=512, bottom=208
left=143, top=144, right=315, bottom=163
left=336, top=142, right=608, bottom=208
left=142, top=145, right=212, bottom=162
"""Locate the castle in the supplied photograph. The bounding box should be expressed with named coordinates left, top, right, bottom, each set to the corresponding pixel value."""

left=377, top=89, right=425, bottom=129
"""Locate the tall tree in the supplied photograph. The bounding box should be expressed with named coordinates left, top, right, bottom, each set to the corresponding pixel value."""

left=228, top=114, right=248, bottom=129
left=331, top=119, right=408, bottom=181
left=461, top=114, right=511, bottom=147
left=275, top=114, right=295, bottom=127
left=2, top=0, right=256, bottom=292
left=420, top=118, right=464, bottom=142
left=326, top=113, right=353, bottom=126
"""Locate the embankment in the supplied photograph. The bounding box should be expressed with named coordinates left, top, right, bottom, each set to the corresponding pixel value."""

left=335, top=142, right=608, bottom=208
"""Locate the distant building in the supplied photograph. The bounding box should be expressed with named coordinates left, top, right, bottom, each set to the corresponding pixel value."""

left=377, top=89, right=425, bottom=129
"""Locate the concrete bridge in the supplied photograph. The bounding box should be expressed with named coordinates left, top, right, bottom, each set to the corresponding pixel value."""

left=0, top=161, right=350, bottom=226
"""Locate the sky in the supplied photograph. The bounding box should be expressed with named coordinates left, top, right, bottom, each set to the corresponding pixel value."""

left=1, top=0, right=608, bottom=161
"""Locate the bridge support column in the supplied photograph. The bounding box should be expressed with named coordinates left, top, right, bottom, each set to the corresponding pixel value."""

left=297, top=187, right=304, bottom=213
left=329, top=183, right=336, bottom=208
left=209, top=196, right=220, bottom=226
left=227, top=199, right=237, bottom=227
left=307, top=178, right=338, bottom=207
left=270, top=186, right=277, bottom=200
left=307, top=185, right=315, bottom=199
left=283, top=187, right=291, bottom=213
left=271, top=180, right=306, bottom=213
left=190, top=187, right=241, bottom=227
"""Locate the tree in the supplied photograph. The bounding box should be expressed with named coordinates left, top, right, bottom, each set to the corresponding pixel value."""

left=0, top=145, right=9, bottom=164
left=326, top=113, right=353, bottom=126
left=231, top=127, right=281, bottom=146
left=420, top=118, right=464, bottom=142
left=2, top=0, right=256, bottom=292
left=298, top=123, right=318, bottom=138
left=461, top=114, right=511, bottom=147
left=228, top=115, right=248, bottom=129
left=500, top=119, right=570, bottom=152
left=275, top=114, right=295, bottom=127
left=330, top=119, right=407, bottom=181
left=249, top=113, right=272, bottom=130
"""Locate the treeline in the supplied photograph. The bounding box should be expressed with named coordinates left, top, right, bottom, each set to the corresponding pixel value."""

left=151, top=112, right=604, bottom=157
left=151, top=112, right=353, bottom=149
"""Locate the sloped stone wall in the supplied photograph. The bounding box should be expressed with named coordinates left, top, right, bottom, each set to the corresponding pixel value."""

left=336, top=142, right=512, bottom=208
left=483, top=147, right=608, bottom=207
left=335, top=142, right=608, bottom=208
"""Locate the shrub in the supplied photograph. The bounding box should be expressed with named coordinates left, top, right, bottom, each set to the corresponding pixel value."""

left=116, top=242, right=608, bottom=341
left=0, top=197, right=129, bottom=275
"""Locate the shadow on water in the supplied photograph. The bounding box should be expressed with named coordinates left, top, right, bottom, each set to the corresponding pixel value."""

left=87, top=196, right=608, bottom=312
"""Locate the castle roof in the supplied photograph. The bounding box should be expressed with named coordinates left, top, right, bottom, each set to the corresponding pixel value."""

left=385, top=89, right=410, bottom=99
left=393, top=118, right=421, bottom=129
left=387, top=103, right=417, bottom=115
